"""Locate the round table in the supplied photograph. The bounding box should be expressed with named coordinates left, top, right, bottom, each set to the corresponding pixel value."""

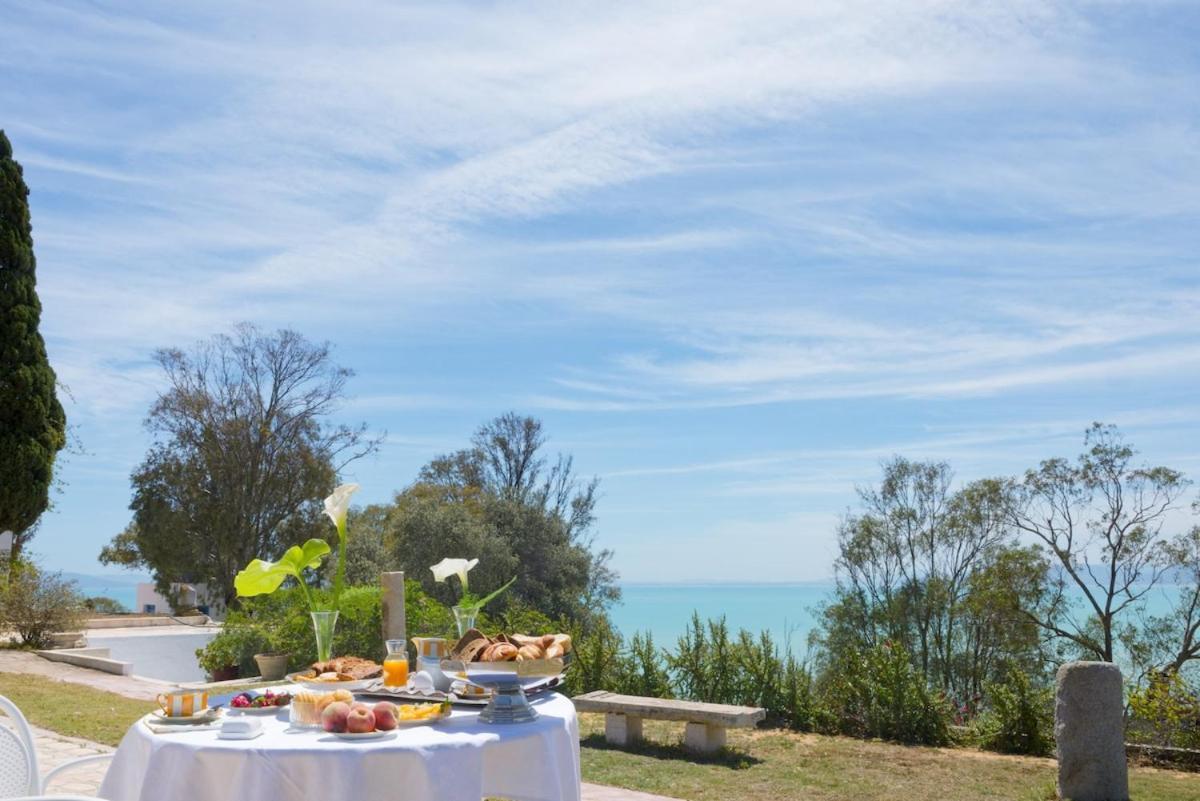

left=99, top=690, right=581, bottom=801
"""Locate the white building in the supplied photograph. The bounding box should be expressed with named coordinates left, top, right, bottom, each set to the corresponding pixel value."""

left=135, top=582, right=226, bottom=620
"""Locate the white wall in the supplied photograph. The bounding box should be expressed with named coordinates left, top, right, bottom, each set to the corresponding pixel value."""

left=134, top=582, right=226, bottom=619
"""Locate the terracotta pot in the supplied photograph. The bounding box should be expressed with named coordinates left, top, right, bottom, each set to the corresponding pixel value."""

left=210, top=665, right=240, bottom=683
left=254, top=652, right=290, bottom=681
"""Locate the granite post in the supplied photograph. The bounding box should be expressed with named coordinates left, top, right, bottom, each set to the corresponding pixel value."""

left=381, top=571, right=406, bottom=643
left=1055, top=661, right=1128, bottom=801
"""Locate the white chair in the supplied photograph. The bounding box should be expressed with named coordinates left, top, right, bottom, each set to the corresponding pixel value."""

left=0, top=694, right=111, bottom=800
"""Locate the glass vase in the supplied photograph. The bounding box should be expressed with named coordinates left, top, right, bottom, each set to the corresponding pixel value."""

left=310, top=610, right=339, bottom=662
left=452, top=605, right=478, bottom=638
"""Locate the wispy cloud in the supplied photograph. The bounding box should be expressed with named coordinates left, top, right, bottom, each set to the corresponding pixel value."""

left=6, top=1, right=1199, bottom=577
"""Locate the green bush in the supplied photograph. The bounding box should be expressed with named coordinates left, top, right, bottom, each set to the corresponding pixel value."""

left=1128, top=671, right=1200, bottom=750
left=815, top=641, right=952, bottom=745
left=618, top=632, right=672, bottom=698
left=82, top=596, right=128, bottom=615
left=974, top=667, right=1054, bottom=756
left=666, top=614, right=736, bottom=704
left=1, top=563, right=84, bottom=649
left=196, top=622, right=267, bottom=676
left=565, top=614, right=625, bottom=695
left=197, top=579, right=457, bottom=678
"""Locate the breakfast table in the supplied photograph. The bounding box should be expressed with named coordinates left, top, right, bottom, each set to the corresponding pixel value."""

left=99, top=689, right=581, bottom=801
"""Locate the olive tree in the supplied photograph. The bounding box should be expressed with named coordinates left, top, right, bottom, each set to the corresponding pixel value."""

left=100, top=324, right=379, bottom=606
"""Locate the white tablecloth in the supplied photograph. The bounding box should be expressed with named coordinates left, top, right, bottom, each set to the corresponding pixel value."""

left=99, top=691, right=581, bottom=801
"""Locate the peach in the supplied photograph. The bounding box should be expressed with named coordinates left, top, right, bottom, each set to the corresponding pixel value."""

left=372, top=701, right=398, bottom=731
left=321, top=701, right=351, bottom=733
left=346, top=705, right=376, bottom=734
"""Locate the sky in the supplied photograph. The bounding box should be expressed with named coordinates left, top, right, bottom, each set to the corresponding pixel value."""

left=3, top=0, right=1199, bottom=584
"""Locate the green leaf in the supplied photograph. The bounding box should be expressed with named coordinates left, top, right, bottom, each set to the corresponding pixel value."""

left=460, top=575, right=516, bottom=613
left=234, top=539, right=331, bottom=598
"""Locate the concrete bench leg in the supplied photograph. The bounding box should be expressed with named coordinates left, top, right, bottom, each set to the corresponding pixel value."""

left=605, top=713, right=643, bottom=747
left=684, top=721, right=726, bottom=753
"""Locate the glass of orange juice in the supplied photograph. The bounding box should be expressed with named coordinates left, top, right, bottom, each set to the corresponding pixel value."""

left=383, top=639, right=409, bottom=687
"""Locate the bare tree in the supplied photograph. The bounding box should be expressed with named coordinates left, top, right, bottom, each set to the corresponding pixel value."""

left=100, top=324, right=380, bottom=606
left=1142, top=501, right=1200, bottom=675
left=1008, top=424, right=1190, bottom=663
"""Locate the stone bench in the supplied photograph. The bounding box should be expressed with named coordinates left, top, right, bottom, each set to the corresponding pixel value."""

left=573, top=690, right=766, bottom=753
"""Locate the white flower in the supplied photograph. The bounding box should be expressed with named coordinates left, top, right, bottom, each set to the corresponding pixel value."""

left=431, top=557, right=479, bottom=591
left=323, top=483, right=360, bottom=529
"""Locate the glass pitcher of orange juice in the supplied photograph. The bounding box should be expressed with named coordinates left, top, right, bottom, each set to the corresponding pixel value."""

left=383, top=639, right=409, bottom=687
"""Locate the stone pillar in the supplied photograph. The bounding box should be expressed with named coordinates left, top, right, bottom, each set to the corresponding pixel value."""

left=684, top=722, right=727, bottom=754
left=381, top=571, right=406, bottom=642
left=1055, top=661, right=1129, bottom=801
left=605, top=713, right=643, bottom=746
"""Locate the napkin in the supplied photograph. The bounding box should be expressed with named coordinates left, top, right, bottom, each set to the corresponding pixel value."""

left=218, top=717, right=264, bottom=740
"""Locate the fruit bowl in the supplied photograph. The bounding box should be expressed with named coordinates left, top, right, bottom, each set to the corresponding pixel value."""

left=440, top=657, right=567, bottom=724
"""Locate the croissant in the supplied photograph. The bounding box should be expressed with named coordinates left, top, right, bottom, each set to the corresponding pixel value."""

left=483, top=642, right=519, bottom=662
left=545, top=634, right=572, bottom=659
left=516, top=644, right=544, bottom=661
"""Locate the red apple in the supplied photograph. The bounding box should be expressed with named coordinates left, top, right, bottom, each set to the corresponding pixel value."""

left=346, top=705, right=376, bottom=734
left=321, top=701, right=351, bottom=733
left=372, top=701, right=398, bottom=731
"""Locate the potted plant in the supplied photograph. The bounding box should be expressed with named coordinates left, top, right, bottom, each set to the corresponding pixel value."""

left=196, top=634, right=242, bottom=683
left=254, top=651, right=291, bottom=681
left=196, top=622, right=266, bottom=682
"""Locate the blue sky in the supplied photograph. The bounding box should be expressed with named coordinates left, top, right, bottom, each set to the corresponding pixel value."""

left=3, top=1, right=1198, bottom=583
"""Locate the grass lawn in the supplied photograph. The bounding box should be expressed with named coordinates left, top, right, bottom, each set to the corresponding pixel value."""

left=577, top=714, right=1200, bottom=801
left=0, top=672, right=148, bottom=746
left=3, top=672, right=1197, bottom=801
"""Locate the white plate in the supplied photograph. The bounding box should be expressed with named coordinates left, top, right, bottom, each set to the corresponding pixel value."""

left=229, top=704, right=287, bottom=715
left=330, top=729, right=397, bottom=741
left=288, top=673, right=375, bottom=692
left=150, top=708, right=222, bottom=725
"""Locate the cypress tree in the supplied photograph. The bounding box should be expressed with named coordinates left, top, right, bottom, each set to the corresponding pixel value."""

left=0, top=130, right=66, bottom=566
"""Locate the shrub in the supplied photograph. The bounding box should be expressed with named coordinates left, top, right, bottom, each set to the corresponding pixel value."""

left=1, top=563, right=84, bottom=649
left=1128, top=671, right=1200, bottom=750
left=815, top=641, right=952, bottom=745
left=196, top=622, right=267, bottom=677
left=778, top=654, right=815, bottom=730
left=974, top=667, right=1054, bottom=756
left=82, top=596, right=128, bottom=615
left=565, top=614, right=625, bottom=695
left=618, top=632, right=672, bottom=698
left=666, top=613, right=736, bottom=703
left=197, top=579, right=457, bottom=678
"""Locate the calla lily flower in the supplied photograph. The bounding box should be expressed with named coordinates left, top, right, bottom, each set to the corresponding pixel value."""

left=323, top=482, right=360, bottom=612
left=323, top=483, right=360, bottom=530
left=431, top=557, right=479, bottom=591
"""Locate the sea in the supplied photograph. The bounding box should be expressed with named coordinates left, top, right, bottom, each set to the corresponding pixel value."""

left=609, top=582, right=833, bottom=656
left=75, top=577, right=1182, bottom=663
